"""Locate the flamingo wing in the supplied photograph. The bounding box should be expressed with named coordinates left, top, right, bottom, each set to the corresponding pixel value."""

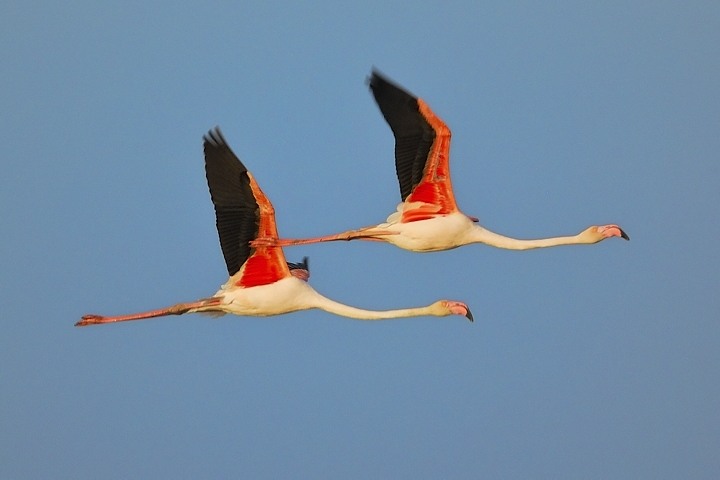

left=203, top=128, right=291, bottom=287
left=369, top=70, right=458, bottom=222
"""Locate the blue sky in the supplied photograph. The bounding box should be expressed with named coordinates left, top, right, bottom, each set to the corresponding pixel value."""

left=1, top=1, right=718, bottom=478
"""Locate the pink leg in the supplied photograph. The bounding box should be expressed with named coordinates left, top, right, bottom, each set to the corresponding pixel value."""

left=250, top=227, right=397, bottom=248
left=76, top=298, right=222, bottom=327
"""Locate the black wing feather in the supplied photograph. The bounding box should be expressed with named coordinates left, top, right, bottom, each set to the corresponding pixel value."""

left=286, top=256, right=309, bottom=273
left=368, top=70, right=435, bottom=201
left=203, top=127, right=258, bottom=277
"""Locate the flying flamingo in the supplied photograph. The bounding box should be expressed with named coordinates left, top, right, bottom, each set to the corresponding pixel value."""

left=253, top=70, right=628, bottom=253
left=76, top=128, right=473, bottom=327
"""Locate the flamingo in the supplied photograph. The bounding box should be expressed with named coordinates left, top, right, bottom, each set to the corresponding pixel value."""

left=254, top=70, right=628, bottom=253
left=76, top=128, right=473, bottom=327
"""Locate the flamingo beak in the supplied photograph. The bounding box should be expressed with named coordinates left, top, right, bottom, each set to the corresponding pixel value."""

left=597, top=225, right=630, bottom=241
left=465, top=308, right=474, bottom=322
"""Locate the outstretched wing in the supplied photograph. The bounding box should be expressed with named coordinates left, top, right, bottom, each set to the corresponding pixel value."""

left=203, top=127, right=291, bottom=287
left=368, top=70, right=458, bottom=222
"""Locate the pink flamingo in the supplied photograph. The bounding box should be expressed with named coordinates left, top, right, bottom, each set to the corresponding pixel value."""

left=255, top=70, right=628, bottom=252
left=76, top=128, right=472, bottom=327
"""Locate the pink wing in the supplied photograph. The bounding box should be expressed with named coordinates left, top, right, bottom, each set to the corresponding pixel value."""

left=368, top=70, right=459, bottom=223
left=203, top=128, right=292, bottom=288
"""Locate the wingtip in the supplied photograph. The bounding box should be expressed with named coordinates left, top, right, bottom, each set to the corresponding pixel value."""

left=366, top=66, right=377, bottom=84
left=366, top=69, right=379, bottom=88
left=367, top=67, right=395, bottom=90
left=203, top=126, right=225, bottom=146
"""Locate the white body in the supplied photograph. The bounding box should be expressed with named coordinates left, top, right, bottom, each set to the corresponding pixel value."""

left=379, top=211, right=477, bottom=252
left=210, top=277, right=315, bottom=317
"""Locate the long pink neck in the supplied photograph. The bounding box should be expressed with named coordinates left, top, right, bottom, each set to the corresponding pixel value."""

left=466, top=225, right=582, bottom=251
left=308, top=292, right=440, bottom=320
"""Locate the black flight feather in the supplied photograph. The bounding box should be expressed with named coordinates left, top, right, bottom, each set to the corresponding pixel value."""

left=203, top=127, right=258, bottom=277
left=368, top=70, right=436, bottom=202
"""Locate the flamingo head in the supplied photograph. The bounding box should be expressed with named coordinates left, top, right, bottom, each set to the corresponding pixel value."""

left=578, top=224, right=630, bottom=244
left=436, top=300, right=474, bottom=322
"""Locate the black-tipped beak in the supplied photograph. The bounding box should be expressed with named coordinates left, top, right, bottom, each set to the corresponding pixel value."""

left=620, top=229, right=630, bottom=241
left=465, top=308, right=474, bottom=322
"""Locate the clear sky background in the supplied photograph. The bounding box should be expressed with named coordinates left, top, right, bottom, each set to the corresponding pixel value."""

left=1, top=1, right=718, bottom=479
